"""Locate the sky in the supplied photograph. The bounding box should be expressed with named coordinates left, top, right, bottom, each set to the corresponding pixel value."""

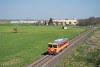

left=0, top=0, right=100, bottom=19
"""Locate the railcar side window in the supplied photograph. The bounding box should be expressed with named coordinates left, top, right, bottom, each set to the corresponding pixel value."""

left=53, top=45, right=57, bottom=48
left=48, top=44, right=52, bottom=48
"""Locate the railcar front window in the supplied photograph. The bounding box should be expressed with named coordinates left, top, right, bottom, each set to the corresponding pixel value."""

left=48, top=44, right=52, bottom=48
left=53, top=45, right=57, bottom=48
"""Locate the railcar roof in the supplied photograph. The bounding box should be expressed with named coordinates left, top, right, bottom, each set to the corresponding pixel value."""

left=52, top=38, right=68, bottom=44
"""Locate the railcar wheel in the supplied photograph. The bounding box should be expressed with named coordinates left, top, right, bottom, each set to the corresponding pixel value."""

left=54, top=52, right=58, bottom=55
left=66, top=46, right=68, bottom=48
left=60, top=49, right=62, bottom=52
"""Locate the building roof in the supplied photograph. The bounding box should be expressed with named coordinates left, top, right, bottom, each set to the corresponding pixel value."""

left=53, top=19, right=78, bottom=22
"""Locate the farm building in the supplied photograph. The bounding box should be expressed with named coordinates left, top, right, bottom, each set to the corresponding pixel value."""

left=10, top=20, right=39, bottom=24
left=53, top=19, right=78, bottom=26
left=0, top=19, right=79, bottom=26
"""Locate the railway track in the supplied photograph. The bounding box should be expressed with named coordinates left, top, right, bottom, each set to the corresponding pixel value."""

left=27, top=55, right=54, bottom=67
left=27, top=27, right=96, bottom=67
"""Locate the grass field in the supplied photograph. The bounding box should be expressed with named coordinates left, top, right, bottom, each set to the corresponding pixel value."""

left=0, top=25, right=87, bottom=67
left=56, top=28, right=100, bottom=67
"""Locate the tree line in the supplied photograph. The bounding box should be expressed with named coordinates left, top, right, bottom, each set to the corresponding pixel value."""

left=48, top=17, right=100, bottom=26
left=78, top=17, right=100, bottom=26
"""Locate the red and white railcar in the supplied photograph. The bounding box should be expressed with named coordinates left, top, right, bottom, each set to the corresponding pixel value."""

left=48, top=38, right=69, bottom=54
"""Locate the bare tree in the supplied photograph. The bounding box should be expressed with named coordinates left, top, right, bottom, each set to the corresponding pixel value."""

left=78, top=17, right=100, bottom=26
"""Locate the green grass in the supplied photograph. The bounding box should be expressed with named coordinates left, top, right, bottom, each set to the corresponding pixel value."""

left=0, top=25, right=86, bottom=67
left=56, top=28, right=100, bottom=67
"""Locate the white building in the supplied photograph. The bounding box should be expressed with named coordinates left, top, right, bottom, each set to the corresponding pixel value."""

left=10, top=20, right=38, bottom=24
left=53, top=19, right=78, bottom=26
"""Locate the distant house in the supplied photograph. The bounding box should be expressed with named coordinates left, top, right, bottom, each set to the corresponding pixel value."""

left=53, top=19, right=78, bottom=26
left=10, top=20, right=38, bottom=24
